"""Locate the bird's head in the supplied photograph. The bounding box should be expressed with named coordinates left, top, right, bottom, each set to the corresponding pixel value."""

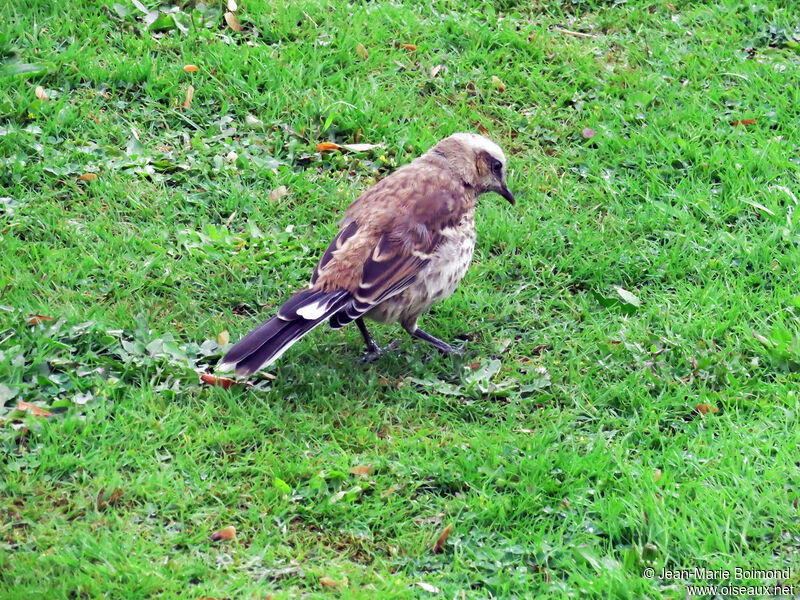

left=432, top=133, right=515, bottom=205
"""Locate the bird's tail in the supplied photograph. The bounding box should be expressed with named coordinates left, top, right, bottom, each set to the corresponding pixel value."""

left=219, top=289, right=350, bottom=376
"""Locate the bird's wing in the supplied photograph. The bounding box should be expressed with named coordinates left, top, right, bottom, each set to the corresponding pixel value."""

left=309, top=161, right=470, bottom=328
left=327, top=223, right=442, bottom=328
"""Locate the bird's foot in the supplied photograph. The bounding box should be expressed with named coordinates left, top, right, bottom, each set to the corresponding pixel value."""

left=360, top=339, right=400, bottom=364
left=411, top=328, right=467, bottom=356
left=451, top=340, right=467, bottom=356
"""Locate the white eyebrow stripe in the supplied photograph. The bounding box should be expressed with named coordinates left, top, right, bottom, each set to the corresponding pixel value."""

left=449, top=132, right=506, bottom=165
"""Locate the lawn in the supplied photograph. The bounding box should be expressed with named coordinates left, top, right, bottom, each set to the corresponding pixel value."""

left=2, top=0, right=800, bottom=598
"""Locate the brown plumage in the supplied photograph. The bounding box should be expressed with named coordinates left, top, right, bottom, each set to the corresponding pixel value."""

left=220, top=133, right=514, bottom=376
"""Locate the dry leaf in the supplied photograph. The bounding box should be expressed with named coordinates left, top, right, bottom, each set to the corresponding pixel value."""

left=430, top=64, right=443, bottom=78
left=225, top=150, right=238, bottom=162
left=77, top=173, right=98, bottom=181
left=210, top=525, right=236, bottom=541
left=654, top=469, right=662, bottom=483
left=340, top=143, right=380, bottom=153
left=224, top=11, right=242, bottom=32
left=491, top=75, right=506, bottom=92
left=398, top=43, right=417, bottom=51
left=350, top=465, right=372, bottom=476
left=316, top=141, right=341, bottom=152
left=416, top=582, right=440, bottom=594
left=555, top=27, right=597, bottom=39
left=320, top=576, right=346, bottom=588
left=381, top=485, right=400, bottom=498
left=35, top=85, right=47, bottom=101
left=582, top=127, right=596, bottom=139
left=97, top=488, right=124, bottom=511
left=694, top=403, right=718, bottom=415
left=432, top=523, right=452, bottom=553
left=201, top=373, right=238, bottom=390
left=731, top=118, right=757, bottom=126
left=226, top=0, right=237, bottom=11
left=217, top=330, right=230, bottom=346
left=517, top=428, right=536, bottom=434
left=269, top=185, right=289, bottom=202
left=17, top=401, right=52, bottom=417
left=476, top=123, right=490, bottom=136
left=27, top=314, right=53, bottom=326
left=183, top=64, right=199, bottom=72
left=356, top=42, right=368, bottom=60
left=753, top=332, right=771, bottom=346
left=182, top=84, right=194, bottom=109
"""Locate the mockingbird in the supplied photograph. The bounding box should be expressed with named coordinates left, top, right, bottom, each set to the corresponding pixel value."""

left=220, top=133, right=514, bottom=376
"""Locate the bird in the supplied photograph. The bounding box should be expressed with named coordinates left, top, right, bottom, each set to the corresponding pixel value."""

left=219, top=132, right=515, bottom=376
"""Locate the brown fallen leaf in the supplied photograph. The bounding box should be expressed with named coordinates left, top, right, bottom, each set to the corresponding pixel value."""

left=224, top=11, right=242, bottom=32
left=582, top=127, right=596, bottom=139
left=432, top=523, right=453, bottom=553
left=356, top=42, right=368, bottom=60
left=731, top=118, right=757, bottom=126
left=491, top=75, right=506, bottom=92
left=35, top=85, right=47, bottom=101
left=430, top=64, right=443, bottom=78
left=398, top=43, right=417, bottom=51
left=27, top=314, right=53, bottom=326
left=320, top=576, right=347, bottom=588
left=532, top=565, right=551, bottom=583
left=97, top=488, right=124, bottom=511
left=210, top=525, right=236, bottom=541
left=182, top=84, right=194, bottom=109
left=350, top=465, right=372, bottom=476
left=77, top=173, right=98, bottom=181
left=269, top=186, right=289, bottom=202
left=217, top=330, right=230, bottom=346
left=469, top=361, right=481, bottom=371
left=17, top=401, right=52, bottom=417
left=476, top=123, right=489, bottom=136
left=381, top=485, right=400, bottom=498
left=183, top=64, right=198, bottom=73
left=694, top=403, right=718, bottom=415
left=200, top=373, right=241, bottom=390
left=316, top=141, right=341, bottom=152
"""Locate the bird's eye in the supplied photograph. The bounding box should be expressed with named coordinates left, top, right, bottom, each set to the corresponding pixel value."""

left=491, top=159, right=502, bottom=176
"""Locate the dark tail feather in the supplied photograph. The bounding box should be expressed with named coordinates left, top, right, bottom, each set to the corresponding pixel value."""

left=219, top=289, right=350, bottom=376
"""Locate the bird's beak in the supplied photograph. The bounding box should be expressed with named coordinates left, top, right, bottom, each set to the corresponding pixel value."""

left=498, top=184, right=515, bottom=206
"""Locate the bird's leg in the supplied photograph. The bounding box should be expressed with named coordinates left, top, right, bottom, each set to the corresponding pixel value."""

left=410, top=327, right=466, bottom=356
left=356, top=318, right=399, bottom=363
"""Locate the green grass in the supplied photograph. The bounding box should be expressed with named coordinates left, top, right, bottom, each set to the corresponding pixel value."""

left=2, top=0, right=800, bottom=597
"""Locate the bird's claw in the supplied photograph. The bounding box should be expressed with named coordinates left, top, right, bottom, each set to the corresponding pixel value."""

left=360, top=339, right=401, bottom=364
